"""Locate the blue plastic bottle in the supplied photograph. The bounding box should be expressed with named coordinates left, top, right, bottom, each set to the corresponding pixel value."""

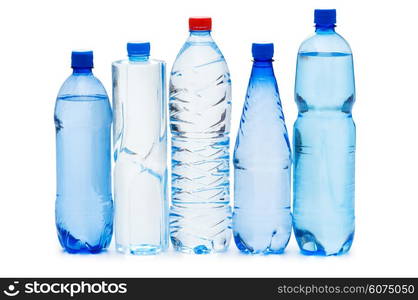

left=55, top=50, right=113, bottom=253
left=293, top=9, right=356, bottom=256
left=233, top=43, right=292, bottom=254
left=169, top=17, right=232, bottom=254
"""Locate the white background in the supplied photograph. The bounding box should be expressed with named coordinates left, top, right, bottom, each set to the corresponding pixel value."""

left=0, top=0, right=417, bottom=277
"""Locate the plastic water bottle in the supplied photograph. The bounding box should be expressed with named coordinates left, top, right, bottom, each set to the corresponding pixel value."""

left=169, top=17, right=232, bottom=254
left=293, top=9, right=356, bottom=256
left=112, top=42, right=168, bottom=255
left=233, top=43, right=292, bottom=254
left=54, top=50, right=113, bottom=253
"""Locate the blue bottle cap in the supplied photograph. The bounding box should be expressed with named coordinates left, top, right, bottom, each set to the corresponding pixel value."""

left=314, top=9, right=336, bottom=26
left=71, top=50, right=93, bottom=68
left=252, top=43, right=274, bottom=61
left=127, top=41, right=150, bottom=57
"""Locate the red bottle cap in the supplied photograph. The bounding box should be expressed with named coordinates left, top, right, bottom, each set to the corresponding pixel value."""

left=189, top=17, right=212, bottom=31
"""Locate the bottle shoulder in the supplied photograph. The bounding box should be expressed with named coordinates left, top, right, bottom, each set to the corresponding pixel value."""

left=57, top=73, right=108, bottom=98
left=298, top=31, right=352, bottom=54
left=112, top=58, right=165, bottom=67
left=172, top=37, right=228, bottom=70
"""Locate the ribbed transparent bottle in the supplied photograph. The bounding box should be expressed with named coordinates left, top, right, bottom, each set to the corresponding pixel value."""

left=169, top=17, right=232, bottom=254
left=112, top=42, right=168, bottom=255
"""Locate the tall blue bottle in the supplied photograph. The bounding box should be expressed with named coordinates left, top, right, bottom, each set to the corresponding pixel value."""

left=293, top=9, right=356, bottom=256
left=55, top=50, right=113, bottom=253
left=233, top=43, right=292, bottom=254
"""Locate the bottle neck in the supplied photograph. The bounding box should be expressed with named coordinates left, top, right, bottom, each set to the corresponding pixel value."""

left=315, top=25, right=336, bottom=34
left=128, top=55, right=149, bottom=62
left=188, top=30, right=213, bottom=42
left=72, top=67, right=93, bottom=74
left=251, top=60, right=275, bottom=77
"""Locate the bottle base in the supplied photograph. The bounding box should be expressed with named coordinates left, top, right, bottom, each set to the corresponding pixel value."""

left=233, top=233, right=286, bottom=255
left=294, top=228, right=354, bottom=256
left=56, top=226, right=111, bottom=254
left=171, top=242, right=229, bottom=255
left=63, top=247, right=106, bottom=254
left=170, top=205, right=232, bottom=254
left=116, top=243, right=163, bottom=256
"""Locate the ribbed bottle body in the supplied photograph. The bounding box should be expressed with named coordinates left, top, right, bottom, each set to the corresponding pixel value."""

left=169, top=31, right=232, bottom=254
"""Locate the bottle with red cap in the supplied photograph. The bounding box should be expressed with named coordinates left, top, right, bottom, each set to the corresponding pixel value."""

left=169, top=17, right=232, bottom=254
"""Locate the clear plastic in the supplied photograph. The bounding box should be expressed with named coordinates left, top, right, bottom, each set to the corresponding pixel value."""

left=293, top=26, right=356, bottom=255
left=112, top=55, right=168, bottom=255
left=54, top=68, right=113, bottom=253
left=233, top=59, right=291, bottom=254
left=169, top=30, right=232, bottom=254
